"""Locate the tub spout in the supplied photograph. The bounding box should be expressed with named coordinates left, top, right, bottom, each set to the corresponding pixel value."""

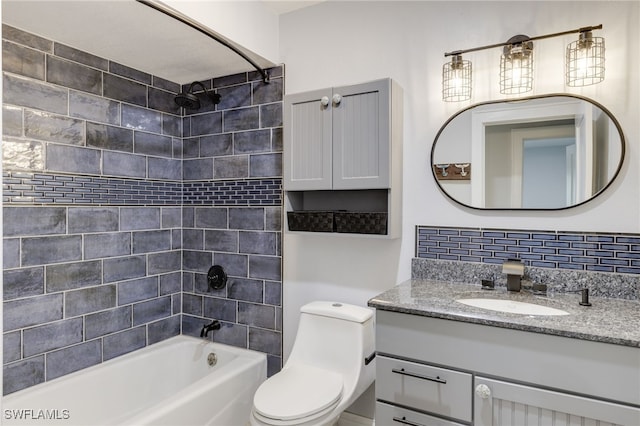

left=200, top=320, right=221, bottom=338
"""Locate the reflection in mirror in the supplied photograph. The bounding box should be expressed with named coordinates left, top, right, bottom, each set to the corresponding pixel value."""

left=431, top=95, right=624, bottom=210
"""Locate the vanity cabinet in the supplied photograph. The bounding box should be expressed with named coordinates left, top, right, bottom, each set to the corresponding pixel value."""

left=375, top=310, right=640, bottom=426
left=283, top=79, right=402, bottom=237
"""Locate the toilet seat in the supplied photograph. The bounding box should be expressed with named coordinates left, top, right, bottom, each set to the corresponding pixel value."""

left=253, top=365, right=343, bottom=424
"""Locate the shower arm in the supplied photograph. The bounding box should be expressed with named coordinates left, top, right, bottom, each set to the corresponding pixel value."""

left=136, top=0, right=270, bottom=83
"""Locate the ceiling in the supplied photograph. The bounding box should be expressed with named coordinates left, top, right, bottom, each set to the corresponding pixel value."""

left=1, top=0, right=321, bottom=85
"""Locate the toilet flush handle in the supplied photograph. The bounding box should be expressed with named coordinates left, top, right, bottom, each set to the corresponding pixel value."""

left=364, top=352, right=376, bottom=366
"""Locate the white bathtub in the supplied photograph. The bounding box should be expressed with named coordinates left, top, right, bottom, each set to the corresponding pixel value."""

left=2, top=335, right=267, bottom=425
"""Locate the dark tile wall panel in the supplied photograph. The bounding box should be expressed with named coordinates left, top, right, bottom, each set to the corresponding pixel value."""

left=416, top=225, right=640, bottom=275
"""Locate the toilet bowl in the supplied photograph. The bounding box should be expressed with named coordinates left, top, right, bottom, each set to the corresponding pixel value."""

left=250, top=301, right=375, bottom=426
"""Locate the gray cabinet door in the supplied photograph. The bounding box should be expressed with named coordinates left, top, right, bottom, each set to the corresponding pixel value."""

left=283, top=88, right=333, bottom=191
left=333, top=79, right=390, bottom=190
left=474, top=377, right=640, bottom=426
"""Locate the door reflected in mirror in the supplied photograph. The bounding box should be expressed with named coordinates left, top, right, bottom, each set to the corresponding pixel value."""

left=431, top=95, right=625, bottom=210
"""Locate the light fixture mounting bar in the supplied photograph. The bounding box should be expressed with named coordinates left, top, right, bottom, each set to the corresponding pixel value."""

left=444, top=24, right=603, bottom=57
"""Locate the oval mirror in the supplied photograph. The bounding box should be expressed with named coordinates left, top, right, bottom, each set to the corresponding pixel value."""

left=431, top=94, right=625, bottom=210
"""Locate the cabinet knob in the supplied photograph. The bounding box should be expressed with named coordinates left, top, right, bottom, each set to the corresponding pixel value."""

left=475, top=383, right=491, bottom=399
left=332, top=94, right=342, bottom=105
left=320, top=96, right=330, bottom=107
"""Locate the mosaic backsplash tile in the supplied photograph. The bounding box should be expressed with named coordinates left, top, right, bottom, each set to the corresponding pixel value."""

left=416, top=225, right=640, bottom=275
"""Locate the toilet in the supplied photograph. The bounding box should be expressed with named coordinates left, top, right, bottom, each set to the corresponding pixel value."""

left=250, top=301, right=375, bottom=426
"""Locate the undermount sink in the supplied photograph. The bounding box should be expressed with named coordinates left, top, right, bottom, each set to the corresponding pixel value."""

left=456, top=298, right=570, bottom=316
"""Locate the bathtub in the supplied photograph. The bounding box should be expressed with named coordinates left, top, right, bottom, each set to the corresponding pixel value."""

left=2, top=335, right=267, bottom=425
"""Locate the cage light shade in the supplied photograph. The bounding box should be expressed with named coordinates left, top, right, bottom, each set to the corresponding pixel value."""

left=442, top=55, right=472, bottom=102
left=566, top=31, right=605, bottom=86
left=500, top=39, right=534, bottom=95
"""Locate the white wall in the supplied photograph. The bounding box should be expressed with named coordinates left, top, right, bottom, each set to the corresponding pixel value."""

left=279, top=1, right=639, bottom=415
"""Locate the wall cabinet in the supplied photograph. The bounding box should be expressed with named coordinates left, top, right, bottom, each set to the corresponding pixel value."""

left=375, top=310, right=640, bottom=426
left=283, top=79, right=402, bottom=237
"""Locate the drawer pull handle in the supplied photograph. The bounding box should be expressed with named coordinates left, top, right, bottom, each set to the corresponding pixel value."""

left=392, top=368, right=447, bottom=384
left=393, top=416, right=426, bottom=426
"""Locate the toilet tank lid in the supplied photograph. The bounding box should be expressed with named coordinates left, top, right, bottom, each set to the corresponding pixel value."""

left=301, top=301, right=373, bottom=323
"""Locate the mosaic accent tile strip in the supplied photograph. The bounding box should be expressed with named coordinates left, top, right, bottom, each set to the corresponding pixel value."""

left=183, top=179, right=282, bottom=206
left=3, top=172, right=282, bottom=206
left=416, top=225, right=640, bottom=275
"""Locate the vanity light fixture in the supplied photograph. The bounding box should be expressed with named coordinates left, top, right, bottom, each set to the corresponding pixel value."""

left=441, top=24, right=604, bottom=101
left=442, top=54, right=472, bottom=102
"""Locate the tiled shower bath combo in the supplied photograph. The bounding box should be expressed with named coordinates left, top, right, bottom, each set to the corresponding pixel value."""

left=2, top=25, right=283, bottom=395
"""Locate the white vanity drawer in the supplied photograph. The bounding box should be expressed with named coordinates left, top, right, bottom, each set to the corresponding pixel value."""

left=376, top=401, right=467, bottom=426
left=377, top=355, right=472, bottom=422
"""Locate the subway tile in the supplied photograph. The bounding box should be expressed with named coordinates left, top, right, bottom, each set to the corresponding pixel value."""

left=23, top=318, right=83, bottom=357
left=183, top=158, right=213, bottom=180
left=54, top=43, right=108, bottom=70
left=65, top=285, right=116, bottom=317
left=214, top=156, right=249, bottom=179
left=148, top=157, right=182, bottom=181
left=109, top=62, right=151, bottom=85
left=21, top=235, right=82, bottom=266
left=46, top=55, right=102, bottom=95
left=103, top=256, right=147, bottom=283
left=172, top=294, right=182, bottom=314
left=103, top=326, right=147, bottom=361
left=161, top=207, right=182, bottom=229
left=267, top=355, right=282, bottom=377
left=249, top=256, right=281, bottom=281
left=148, top=251, right=182, bottom=275
left=182, top=250, right=213, bottom=272
left=162, top=114, right=182, bottom=138
left=228, top=278, right=263, bottom=303
left=265, top=207, right=282, bottom=231
left=260, top=103, right=282, bottom=128
left=149, top=87, right=181, bottom=115
left=3, top=267, right=44, bottom=300
left=118, top=276, right=159, bottom=305
left=84, top=232, right=131, bottom=260
left=3, top=356, right=45, bottom=395
left=182, top=293, right=203, bottom=316
left=46, top=260, right=102, bottom=292
left=3, top=206, right=66, bottom=237
left=204, top=230, right=238, bottom=252
left=224, top=107, right=259, bottom=132
left=132, top=296, right=172, bottom=326
left=3, top=73, right=68, bottom=115
left=200, top=133, right=233, bottom=157
left=3, top=294, right=63, bottom=331
left=214, top=253, right=248, bottom=277
left=3, top=25, right=52, bottom=52
left=229, top=207, right=264, bottom=230
left=46, top=340, right=102, bottom=381
left=183, top=229, right=204, bottom=250
left=24, top=110, right=85, bottom=146
left=250, top=153, right=282, bottom=178
left=239, top=231, right=276, bottom=255
left=132, top=230, right=172, bottom=253
left=217, top=83, right=251, bottom=110
left=264, top=281, right=282, bottom=306
left=234, top=129, right=271, bottom=154
left=189, top=112, right=223, bottom=136
left=103, top=151, right=147, bottom=178
left=3, top=239, right=20, bottom=269
left=68, top=207, right=119, bottom=233
left=134, top=131, right=173, bottom=157
left=183, top=137, right=200, bottom=159
left=248, top=328, right=281, bottom=356
left=3, top=331, right=21, bottom=363
left=171, top=229, right=183, bottom=250
left=104, top=73, right=147, bottom=106
left=3, top=105, right=23, bottom=137
left=159, top=272, right=182, bottom=295
left=86, top=122, right=133, bottom=151
left=85, top=306, right=132, bottom=340
left=239, top=302, right=275, bottom=329
left=152, top=76, right=180, bottom=93
left=272, top=127, right=283, bottom=151
left=194, top=273, right=226, bottom=297
left=46, top=144, right=101, bottom=175
left=181, top=314, right=206, bottom=338
left=148, top=315, right=181, bottom=344
left=211, top=322, right=248, bottom=348
left=253, top=78, right=283, bottom=105
left=120, top=207, right=161, bottom=230
left=3, top=40, right=45, bottom=80
left=203, top=297, right=237, bottom=322
left=213, top=72, right=247, bottom=88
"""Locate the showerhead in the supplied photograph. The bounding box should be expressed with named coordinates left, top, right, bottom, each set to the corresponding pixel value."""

left=175, top=81, right=221, bottom=110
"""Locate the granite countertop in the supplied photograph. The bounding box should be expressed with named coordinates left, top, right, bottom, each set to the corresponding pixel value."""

left=368, top=279, right=640, bottom=348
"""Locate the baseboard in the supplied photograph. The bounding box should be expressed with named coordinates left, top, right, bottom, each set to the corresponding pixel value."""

left=338, top=412, right=374, bottom=426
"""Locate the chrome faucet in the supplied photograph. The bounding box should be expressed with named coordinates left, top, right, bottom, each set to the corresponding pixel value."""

left=502, top=258, right=524, bottom=292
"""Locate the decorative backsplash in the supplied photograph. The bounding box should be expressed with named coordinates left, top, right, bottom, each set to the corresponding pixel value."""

left=416, top=225, right=640, bottom=275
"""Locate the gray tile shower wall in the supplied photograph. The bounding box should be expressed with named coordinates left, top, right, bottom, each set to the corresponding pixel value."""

left=179, top=68, right=283, bottom=377
left=2, top=24, right=284, bottom=393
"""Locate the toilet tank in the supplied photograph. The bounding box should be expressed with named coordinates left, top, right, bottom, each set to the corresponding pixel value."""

left=286, top=302, right=375, bottom=378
